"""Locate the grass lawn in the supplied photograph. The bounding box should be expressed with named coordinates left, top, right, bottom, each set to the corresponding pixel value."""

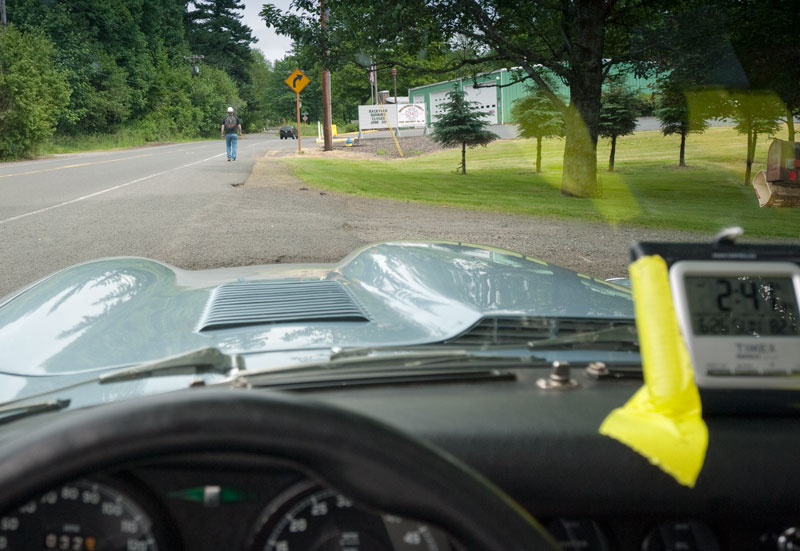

left=284, top=126, right=799, bottom=238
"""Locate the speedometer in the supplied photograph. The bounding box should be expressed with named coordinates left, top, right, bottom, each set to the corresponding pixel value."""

left=0, top=479, right=165, bottom=551
left=248, top=482, right=457, bottom=551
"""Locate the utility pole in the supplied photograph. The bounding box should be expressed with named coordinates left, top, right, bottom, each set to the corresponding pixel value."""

left=1, top=0, right=8, bottom=31
left=320, top=0, right=333, bottom=151
left=392, top=67, right=397, bottom=104
left=183, top=54, right=204, bottom=77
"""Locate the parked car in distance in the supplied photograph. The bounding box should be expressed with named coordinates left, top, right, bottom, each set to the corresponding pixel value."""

left=279, top=125, right=298, bottom=139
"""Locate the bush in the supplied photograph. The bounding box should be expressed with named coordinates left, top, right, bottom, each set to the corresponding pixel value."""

left=189, top=66, right=244, bottom=137
left=0, top=26, right=70, bottom=160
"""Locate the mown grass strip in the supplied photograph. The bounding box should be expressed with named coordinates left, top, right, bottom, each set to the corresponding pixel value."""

left=283, top=126, right=799, bottom=238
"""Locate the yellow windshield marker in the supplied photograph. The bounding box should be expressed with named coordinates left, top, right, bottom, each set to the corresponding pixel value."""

left=599, top=255, right=708, bottom=487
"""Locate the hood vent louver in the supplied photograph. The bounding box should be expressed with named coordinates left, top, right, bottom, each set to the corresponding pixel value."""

left=445, top=316, right=634, bottom=346
left=198, top=281, right=370, bottom=332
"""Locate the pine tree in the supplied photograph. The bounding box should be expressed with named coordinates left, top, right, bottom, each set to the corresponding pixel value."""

left=655, top=79, right=709, bottom=167
left=431, top=89, right=498, bottom=175
left=598, top=85, right=639, bottom=171
left=511, top=86, right=565, bottom=173
left=185, top=0, right=255, bottom=84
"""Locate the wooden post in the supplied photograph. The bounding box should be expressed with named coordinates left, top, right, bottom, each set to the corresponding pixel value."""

left=296, top=92, right=302, bottom=153
left=321, top=0, right=332, bottom=151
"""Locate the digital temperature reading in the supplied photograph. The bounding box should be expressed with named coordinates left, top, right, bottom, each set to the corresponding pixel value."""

left=670, top=260, right=800, bottom=389
left=684, top=276, right=800, bottom=337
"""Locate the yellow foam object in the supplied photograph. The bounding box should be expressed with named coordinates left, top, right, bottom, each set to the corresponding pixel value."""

left=599, top=255, right=708, bottom=487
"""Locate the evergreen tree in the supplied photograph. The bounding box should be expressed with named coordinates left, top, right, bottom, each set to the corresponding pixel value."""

left=185, top=0, right=254, bottom=84
left=598, top=85, right=638, bottom=171
left=511, top=85, right=565, bottom=173
left=431, top=89, right=498, bottom=175
left=655, top=79, right=709, bottom=167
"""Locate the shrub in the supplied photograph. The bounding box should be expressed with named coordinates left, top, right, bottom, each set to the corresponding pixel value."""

left=0, top=26, right=70, bottom=160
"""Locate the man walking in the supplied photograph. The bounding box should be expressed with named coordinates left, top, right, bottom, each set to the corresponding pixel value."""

left=221, top=107, right=242, bottom=161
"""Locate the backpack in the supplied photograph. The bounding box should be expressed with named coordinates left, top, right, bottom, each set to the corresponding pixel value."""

left=223, top=114, right=238, bottom=133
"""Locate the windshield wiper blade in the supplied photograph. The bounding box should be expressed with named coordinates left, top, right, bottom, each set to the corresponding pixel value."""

left=526, top=325, right=638, bottom=350
left=0, top=399, right=70, bottom=426
left=98, top=347, right=244, bottom=384
left=0, top=347, right=242, bottom=410
left=226, top=348, right=549, bottom=388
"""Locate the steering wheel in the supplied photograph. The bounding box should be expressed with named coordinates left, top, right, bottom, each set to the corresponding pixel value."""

left=0, top=389, right=557, bottom=550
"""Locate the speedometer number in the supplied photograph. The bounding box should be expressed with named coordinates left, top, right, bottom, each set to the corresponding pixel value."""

left=0, top=517, right=18, bottom=531
left=103, top=501, right=124, bottom=516
left=310, top=500, right=328, bottom=516
left=288, top=517, right=307, bottom=533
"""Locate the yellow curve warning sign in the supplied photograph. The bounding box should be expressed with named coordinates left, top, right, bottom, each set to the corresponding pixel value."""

left=285, top=68, right=310, bottom=93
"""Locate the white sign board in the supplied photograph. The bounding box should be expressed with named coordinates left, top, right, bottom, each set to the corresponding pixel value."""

left=358, top=104, right=427, bottom=130
left=397, top=104, right=426, bottom=126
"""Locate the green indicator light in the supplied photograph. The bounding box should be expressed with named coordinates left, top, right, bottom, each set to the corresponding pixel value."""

left=167, top=487, right=206, bottom=503
left=220, top=487, right=257, bottom=503
left=167, top=486, right=257, bottom=505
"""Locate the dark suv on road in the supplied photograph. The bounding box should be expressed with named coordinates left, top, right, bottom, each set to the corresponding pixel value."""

left=279, top=125, right=297, bottom=139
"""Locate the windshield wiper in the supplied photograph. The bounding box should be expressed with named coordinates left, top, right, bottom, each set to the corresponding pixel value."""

left=0, top=399, right=71, bottom=426
left=98, top=347, right=243, bottom=383
left=0, top=347, right=242, bottom=410
left=225, top=348, right=550, bottom=389
left=525, top=325, right=638, bottom=350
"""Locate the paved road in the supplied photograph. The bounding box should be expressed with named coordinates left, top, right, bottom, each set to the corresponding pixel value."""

left=0, top=134, right=299, bottom=298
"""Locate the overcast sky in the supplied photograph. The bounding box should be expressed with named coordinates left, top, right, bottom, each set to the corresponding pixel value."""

left=241, top=0, right=295, bottom=62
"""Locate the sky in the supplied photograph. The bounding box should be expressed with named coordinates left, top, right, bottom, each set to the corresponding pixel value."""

left=242, top=0, right=295, bottom=62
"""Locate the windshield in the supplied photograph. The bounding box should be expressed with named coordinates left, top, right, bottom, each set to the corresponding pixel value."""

left=0, top=0, right=796, bottom=406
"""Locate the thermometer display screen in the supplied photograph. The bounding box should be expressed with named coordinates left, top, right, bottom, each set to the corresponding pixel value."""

left=685, top=276, right=800, bottom=336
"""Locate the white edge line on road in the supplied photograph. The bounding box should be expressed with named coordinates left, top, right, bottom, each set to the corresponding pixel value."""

left=0, top=152, right=226, bottom=226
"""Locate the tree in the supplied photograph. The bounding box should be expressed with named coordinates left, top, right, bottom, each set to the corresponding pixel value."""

left=0, top=26, right=69, bottom=160
left=727, top=91, right=784, bottom=186
left=655, top=79, right=709, bottom=167
left=511, top=86, right=565, bottom=173
left=185, top=0, right=255, bottom=84
left=598, top=85, right=638, bottom=171
left=239, top=50, right=272, bottom=131
left=723, top=0, right=800, bottom=141
left=430, top=89, right=497, bottom=175
left=262, top=0, right=663, bottom=197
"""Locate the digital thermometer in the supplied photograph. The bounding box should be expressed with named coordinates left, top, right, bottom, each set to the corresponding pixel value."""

left=669, top=261, right=800, bottom=389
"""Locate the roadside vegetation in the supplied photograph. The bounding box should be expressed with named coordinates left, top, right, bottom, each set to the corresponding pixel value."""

left=283, top=125, right=797, bottom=238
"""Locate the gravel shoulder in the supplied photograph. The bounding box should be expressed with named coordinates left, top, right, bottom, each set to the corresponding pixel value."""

left=248, top=138, right=713, bottom=279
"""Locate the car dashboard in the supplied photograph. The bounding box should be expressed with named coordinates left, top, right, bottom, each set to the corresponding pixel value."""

left=1, top=363, right=799, bottom=551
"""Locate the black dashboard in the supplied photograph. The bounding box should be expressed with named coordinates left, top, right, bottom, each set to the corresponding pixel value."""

left=1, top=364, right=799, bottom=550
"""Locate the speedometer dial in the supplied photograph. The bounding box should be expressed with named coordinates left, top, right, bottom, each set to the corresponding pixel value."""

left=0, top=479, right=163, bottom=551
left=249, top=483, right=456, bottom=551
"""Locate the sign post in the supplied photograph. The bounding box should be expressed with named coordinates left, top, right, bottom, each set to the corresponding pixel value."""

left=285, top=68, right=311, bottom=153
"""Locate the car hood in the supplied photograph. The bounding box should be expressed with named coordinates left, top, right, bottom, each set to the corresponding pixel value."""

left=0, top=241, right=633, bottom=381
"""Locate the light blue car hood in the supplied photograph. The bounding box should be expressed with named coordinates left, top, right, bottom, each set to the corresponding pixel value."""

left=0, top=241, right=633, bottom=381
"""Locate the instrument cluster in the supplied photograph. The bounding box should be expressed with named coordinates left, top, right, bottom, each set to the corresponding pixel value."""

left=0, top=459, right=458, bottom=551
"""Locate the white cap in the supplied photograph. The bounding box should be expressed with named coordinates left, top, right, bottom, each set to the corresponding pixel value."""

left=227, top=106, right=234, bottom=113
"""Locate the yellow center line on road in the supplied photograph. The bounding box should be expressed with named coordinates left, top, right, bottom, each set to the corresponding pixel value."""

left=0, top=153, right=154, bottom=180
